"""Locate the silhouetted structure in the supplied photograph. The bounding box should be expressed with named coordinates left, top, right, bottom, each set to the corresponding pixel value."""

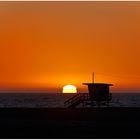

left=83, top=83, right=113, bottom=101
left=64, top=83, right=113, bottom=108
left=64, top=73, right=113, bottom=108
left=83, top=83, right=113, bottom=106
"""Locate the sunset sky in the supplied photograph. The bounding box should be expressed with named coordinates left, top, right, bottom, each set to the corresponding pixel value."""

left=0, top=2, right=140, bottom=93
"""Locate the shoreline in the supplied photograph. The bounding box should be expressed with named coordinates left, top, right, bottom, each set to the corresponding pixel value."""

left=0, top=107, right=140, bottom=138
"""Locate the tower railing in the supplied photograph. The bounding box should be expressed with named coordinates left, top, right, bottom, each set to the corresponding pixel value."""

left=64, top=92, right=112, bottom=108
left=64, top=93, right=90, bottom=107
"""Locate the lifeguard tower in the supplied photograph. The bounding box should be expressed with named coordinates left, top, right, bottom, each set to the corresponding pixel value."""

left=64, top=73, right=113, bottom=108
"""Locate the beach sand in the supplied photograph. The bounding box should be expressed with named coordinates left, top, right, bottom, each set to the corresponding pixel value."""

left=0, top=107, right=140, bottom=138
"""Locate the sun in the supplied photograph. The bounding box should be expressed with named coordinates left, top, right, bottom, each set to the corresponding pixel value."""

left=63, top=85, right=77, bottom=93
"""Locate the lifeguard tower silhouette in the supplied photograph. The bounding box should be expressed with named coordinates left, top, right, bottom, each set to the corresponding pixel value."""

left=64, top=73, right=113, bottom=108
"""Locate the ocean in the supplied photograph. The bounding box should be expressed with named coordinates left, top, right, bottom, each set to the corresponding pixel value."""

left=0, top=93, right=139, bottom=108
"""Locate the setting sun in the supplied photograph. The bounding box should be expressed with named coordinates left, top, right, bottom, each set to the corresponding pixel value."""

left=63, top=85, right=77, bottom=93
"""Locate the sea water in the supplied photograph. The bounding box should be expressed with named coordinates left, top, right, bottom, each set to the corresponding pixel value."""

left=0, top=93, right=139, bottom=108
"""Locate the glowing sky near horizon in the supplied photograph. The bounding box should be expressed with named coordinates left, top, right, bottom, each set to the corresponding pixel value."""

left=0, top=2, right=140, bottom=92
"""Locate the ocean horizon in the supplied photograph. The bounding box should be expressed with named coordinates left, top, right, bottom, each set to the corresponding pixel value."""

left=0, top=92, right=139, bottom=108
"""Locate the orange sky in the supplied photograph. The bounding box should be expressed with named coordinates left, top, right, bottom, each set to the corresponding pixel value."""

left=0, top=2, right=140, bottom=93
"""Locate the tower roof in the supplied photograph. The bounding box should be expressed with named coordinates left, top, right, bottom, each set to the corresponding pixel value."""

left=83, top=83, right=113, bottom=86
